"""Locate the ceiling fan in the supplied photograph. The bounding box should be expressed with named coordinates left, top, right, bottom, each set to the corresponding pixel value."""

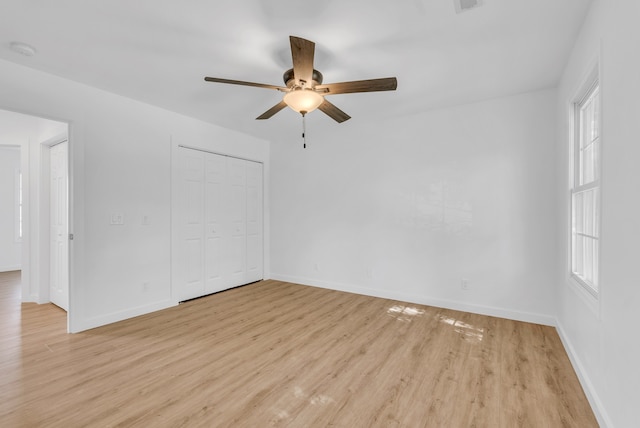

left=204, top=36, right=398, bottom=123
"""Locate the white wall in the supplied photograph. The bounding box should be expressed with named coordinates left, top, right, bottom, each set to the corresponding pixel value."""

left=0, top=59, right=269, bottom=332
left=555, top=1, right=640, bottom=426
left=0, top=146, right=20, bottom=271
left=271, top=89, right=557, bottom=325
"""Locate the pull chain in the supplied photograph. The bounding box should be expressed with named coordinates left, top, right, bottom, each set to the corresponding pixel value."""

left=302, top=112, right=307, bottom=149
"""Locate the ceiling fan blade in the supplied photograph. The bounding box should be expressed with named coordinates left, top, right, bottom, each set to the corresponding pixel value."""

left=318, top=100, right=351, bottom=123
left=256, top=100, right=288, bottom=120
left=290, top=36, right=315, bottom=87
left=204, top=77, right=286, bottom=91
left=315, top=77, right=397, bottom=95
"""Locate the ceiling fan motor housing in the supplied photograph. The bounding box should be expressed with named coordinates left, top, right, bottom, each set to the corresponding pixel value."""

left=283, top=68, right=323, bottom=88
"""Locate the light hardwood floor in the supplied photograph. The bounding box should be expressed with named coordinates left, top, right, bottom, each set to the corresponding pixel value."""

left=0, top=271, right=597, bottom=427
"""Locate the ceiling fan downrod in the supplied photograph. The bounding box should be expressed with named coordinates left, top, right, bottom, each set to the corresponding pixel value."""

left=301, top=112, right=307, bottom=149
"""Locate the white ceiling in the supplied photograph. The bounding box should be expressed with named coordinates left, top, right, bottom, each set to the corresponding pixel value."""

left=0, top=0, right=592, bottom=141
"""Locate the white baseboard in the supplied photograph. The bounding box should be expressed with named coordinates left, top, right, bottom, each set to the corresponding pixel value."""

left=71, top=299, right=176, bottom=333
left=556, top=321, right=613, bottom=428
left=269, top=273, right=555, bottom=326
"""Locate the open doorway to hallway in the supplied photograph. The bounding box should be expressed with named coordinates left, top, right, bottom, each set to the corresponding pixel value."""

left=0, top=109, right=70, bottom=327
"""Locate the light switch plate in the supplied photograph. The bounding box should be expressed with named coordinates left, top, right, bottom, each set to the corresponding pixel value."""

left=110, top=213, right=125, bottom=225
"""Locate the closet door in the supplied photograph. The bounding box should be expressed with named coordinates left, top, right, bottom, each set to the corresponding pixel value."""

left=246, top=161, right=263, bottom=283
left=227, top=158, right=247, bottom=286
left=180, top=149, right=206, bottom=301
left=176, top=147, right=263, bottom=301
left=204, top=154, right=226, bottom=294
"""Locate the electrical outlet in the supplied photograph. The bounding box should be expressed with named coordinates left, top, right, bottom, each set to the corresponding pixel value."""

left=142, top=282, right=149, bottom=292
left=461, top=278, right=469, bottom=290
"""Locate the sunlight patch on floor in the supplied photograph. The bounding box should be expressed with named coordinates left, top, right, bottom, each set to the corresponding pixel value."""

left=387, top=305, right=426, bottom=323
left=437, top=314, right=484, bottom=342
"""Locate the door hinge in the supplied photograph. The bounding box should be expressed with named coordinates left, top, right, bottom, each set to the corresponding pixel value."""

left=69, top=233, right=74, bottom=241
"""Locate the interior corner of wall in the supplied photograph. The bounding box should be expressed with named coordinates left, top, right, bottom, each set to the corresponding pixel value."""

left=555, top=319, right=613, bottom=428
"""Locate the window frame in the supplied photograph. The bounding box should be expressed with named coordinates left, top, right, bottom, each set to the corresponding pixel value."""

left=570, top=72, right=601, bottom=298
left=14, top=168, right=22, bottom=242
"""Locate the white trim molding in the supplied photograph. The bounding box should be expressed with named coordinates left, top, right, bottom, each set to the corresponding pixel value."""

left=269, top=273, right=556, bottom=326
left=555, top=320, right=613, bottom=428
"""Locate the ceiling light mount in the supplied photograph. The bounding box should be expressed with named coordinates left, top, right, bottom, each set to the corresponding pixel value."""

left=9, top=41, right=37, bottom=57
left=283, top=68, right=323, bottom=88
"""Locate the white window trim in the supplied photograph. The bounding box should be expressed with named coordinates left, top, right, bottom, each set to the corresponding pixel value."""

left=14, top=168, right=22, bottom=242
left=569, top=66, right=601, bottom=300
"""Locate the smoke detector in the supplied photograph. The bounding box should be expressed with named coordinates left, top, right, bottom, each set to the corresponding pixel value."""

left=454, top=0, right=483, bottom=14
left=9, top=41, right=37, bottom=57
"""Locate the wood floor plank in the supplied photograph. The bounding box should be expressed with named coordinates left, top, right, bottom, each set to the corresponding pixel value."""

left=0, top=272, right=598, bottom=427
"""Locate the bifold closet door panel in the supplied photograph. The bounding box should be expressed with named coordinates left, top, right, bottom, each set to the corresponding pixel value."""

left=227, top=158, right=247, bottom=286
left=246, top=161, right=263, bottom=283
left=204, top=153, right=227, bottom=294
left=179, top=149, right=206, bottom=301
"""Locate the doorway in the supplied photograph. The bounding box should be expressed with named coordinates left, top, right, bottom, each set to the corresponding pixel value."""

left=0, top=109, right=70, bottom=321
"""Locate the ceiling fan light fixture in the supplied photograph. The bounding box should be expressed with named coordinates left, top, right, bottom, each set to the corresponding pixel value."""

left=283, top=89, right=324, bottom=114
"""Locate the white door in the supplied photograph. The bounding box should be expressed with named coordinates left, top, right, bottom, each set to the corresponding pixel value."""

left=181, top=149, right=206, bottom=301
left=227, top=158, right=247, bottom=286
left=245, top=161, right=263, bottom=283
left=204, top=154, right=226, bottom=294
left=50, top=141, right=69, bottom=310
left=176, top=147, right=263, bottom=301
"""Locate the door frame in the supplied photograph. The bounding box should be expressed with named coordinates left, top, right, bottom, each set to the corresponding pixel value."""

left=18, top=125, right=72, bottom=330
left=0, top=107, right=77, bottom=331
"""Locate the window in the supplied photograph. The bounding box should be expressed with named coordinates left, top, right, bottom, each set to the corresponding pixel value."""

left=571, top=78, right=600, bottom=296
